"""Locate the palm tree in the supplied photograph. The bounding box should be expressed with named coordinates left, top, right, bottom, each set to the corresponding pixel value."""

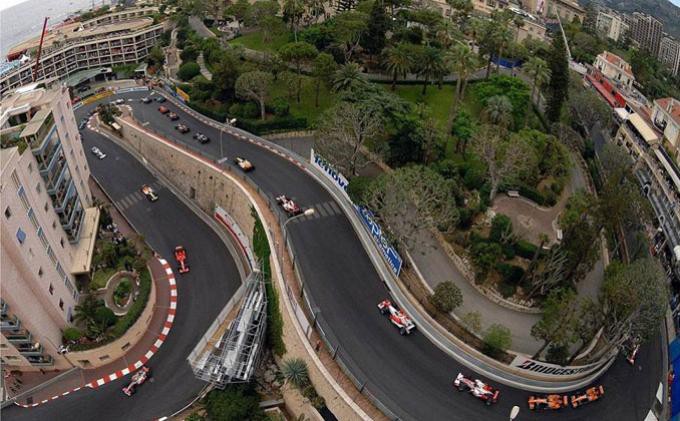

left=332, top=62, right=366, bottom=91
left=512, top=15, right=525, bottom=43
left=483, top=95, right=513, bottom=129
left=383, top=44, right=413, bottom=91
left=494, top=18, right=513, bottom=75
left=417, top=46, right=445, bottom=95
left=74, top=294, right=98, bottom=328
left=280, top=358, right=310, bottom=389
left=522, top=57, right=550, bottom=126
left=446, top=43, right=478, bottom=134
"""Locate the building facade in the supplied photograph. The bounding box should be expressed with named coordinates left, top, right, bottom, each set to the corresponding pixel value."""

left=628, top=12, right=664, bottom=56
left=524, top=0, right=585, bottom=23
left=1, top=84, right=100, bottom=370
left=652, top=97, right=680, bottom=161
left=596, top=11, right=629, bottom=42
left=0, top=8, right=165, bottom=96
left=658, top=36, right=680, bottom=77
left=594, top=51, right=635, bottom=89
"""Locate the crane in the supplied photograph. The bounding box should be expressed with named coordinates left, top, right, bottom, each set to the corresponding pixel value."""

left=32, top=17, right=49, bottom=83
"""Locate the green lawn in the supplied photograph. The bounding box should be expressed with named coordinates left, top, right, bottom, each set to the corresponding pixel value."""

left=270, top=75, right=336, bottom=123
left=91, top=267, right=117, bottom=290
left=228, top=29, right=292, bottom=53
left=391, top=84, right=456, bottom=130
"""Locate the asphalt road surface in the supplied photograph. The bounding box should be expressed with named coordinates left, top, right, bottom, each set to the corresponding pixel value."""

left=4, top=91, right=663, bottom=421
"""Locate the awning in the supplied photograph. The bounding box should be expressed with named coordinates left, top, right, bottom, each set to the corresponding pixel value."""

left=70, top=206, right=100, bottom=275
left=19, top=108, right=51, bottom=138
left=654, top=148, right=680, bottom=191
left=63, top=68, right=109, bottom=87
left=629, top=113, right=659, bottom=144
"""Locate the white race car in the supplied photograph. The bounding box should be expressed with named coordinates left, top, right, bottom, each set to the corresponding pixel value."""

left=141, top=184, right=158, bottom=202
left=234, top=156, right=254, bottom=172
left=377, top=299, right=415, bottom=335
left=453, top=373, right=500, bottom=405
left=275, top=195, right=302, bottom=216
left=90, top=146, right=106, bottom=160
left=122, top=366, right=150, bottom=396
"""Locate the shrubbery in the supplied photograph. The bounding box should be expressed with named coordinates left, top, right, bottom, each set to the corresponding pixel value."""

left=482, top=324, right=512, bottom=358
left=178, top=61, right=200, bottom=81
left=236, top=116, right=307, bottom=135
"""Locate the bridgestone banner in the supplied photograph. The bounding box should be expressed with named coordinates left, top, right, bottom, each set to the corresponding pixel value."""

left=509, top=355, right=611, bottom=378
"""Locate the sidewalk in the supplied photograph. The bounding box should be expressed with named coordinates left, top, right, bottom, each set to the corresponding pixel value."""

left=196, top=52, right=213, bottom=81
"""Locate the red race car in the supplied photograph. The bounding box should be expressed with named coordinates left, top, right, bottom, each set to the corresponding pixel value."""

left=528, top=394, right=569, bottom=410
left=174, top=245, right=190, bottom=274
left=276, top=195, right=302, bottom=216
left=453, top=373, right=500, bottom=405
left=571, top=385, right=604, bottom=408
left=377, top=299, right=415, bottom=335
left=122, top=366, right=150, bottom=396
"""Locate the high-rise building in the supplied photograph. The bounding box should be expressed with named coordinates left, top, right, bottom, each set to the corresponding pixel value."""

left=1, top=83, right=100, bottom=370
left=659, top=36, right=680, bottom=77
left=629, top=12, right=664, bottom=56
left=596, top=10, right=629, bottom=42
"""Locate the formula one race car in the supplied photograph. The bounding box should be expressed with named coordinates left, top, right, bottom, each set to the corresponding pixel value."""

left=528, top=394, right=569, bottom=410
left=234, top=157, right=254, bottom=172
left=453, top=373, right=500, bottom=405
left=90, top=146, right=106, bottom=160
left=174, top=245, right=190, bottom=274
left=167, top=112, right=179, bottom=121
left=275, top=195, right=302, bottom=216
left=193, top=132, right=210, bottom=144
left=158, top=106, right=169, bottom=114
left=122, top=366, right=150, bottom=396
left=626, top=337, right=641, bottom=365
left=377, top=299, right=415, bottom=335
left=175, top=124, right=190, bottom=133
left=571, top=385, right=604, bottom=408
left=141, top=184, right=158, bottom=202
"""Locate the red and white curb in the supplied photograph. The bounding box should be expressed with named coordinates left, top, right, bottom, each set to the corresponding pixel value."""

left=14, top=257, right=177, bottom=408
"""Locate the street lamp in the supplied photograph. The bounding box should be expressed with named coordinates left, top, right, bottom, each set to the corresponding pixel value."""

left=280, top=208, right=314, bottom=268
left=509, top=405, right=520, bottom=420
left=219, top=118, right=238, bottom=161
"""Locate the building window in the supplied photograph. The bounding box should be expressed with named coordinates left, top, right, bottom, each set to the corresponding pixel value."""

left=59, top=299, right=64, bottom=310
left=49, top=284, right=54, bottom=295
left=44, top=202, right=49, bottom=212
left=38, top=267, right=43, bottom=277
left=28, top=162, right=33, bottom=173
left=16, top=228, right=26, bottom=244
left=27, top=208, right=39, bottom=230
left=60, top=238, right=64, bottom=248
left=53, top=220, right=57, bottom=229
left=4, top=207, right=10, bottom=219
left=36, top=183, right=42, bottom=194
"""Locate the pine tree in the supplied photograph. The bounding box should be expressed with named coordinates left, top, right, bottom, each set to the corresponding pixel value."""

left=362, top=0, right=388, bottom=56
left=546, top=34, right=569, bottom=123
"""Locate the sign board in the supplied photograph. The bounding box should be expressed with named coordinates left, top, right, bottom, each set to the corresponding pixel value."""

left=509, top=355, right=609, bottom=378
left=81, top=90, right=113, bottom=105
left=116, top=86, right=149, bottom=94
left=176, top=86, right=190, bottom=103
left=354, top=205, right=403, bottom=276
left=310, top=149, right=350, bottom=201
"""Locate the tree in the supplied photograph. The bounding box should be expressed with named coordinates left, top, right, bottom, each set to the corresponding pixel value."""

left=94, top=306, right=117, bottom=328
left=482, top=95, right=513, bottom=129
left=568, top=298, right=602, bottom=363
left=315, top=101, right=383, bottom=176
left=447, top=0, right=473, bottom=32
left=225, top=0, right=250, bottom=30
left=462, top=311, right=482, bottom=333
left=567, top=74, right=611, bottom=135
left=530, top=288, right=577, bottom=359
left=383, top=43, right=413, bottom=91
left=472, top=124, right=532, bottom=201
left=451, top=110, right=475, bottom=154
left=521, top=57, right=549, bottom=127
left=332, top=62, right=367, bottom=91
left=429, top=281, right=463, bottom=313
left=235, top=71, right=274, bottom=120
left=599, top=258, right=668, bottom=352
left=362, top=0, right=388, bottom=56
left=279, top=41, right=318, bottom=103
left=416, top=46, right=445, bottom=95
left=482, top=323, right=512, bottom=358
left=205, top=386, right=265, bottom=421
left=211, top=53, right=241, bottom=101
left=333, top=11, right=368, bottom=62
left=364, top=166, right=459, bottom=248
left=147, top=46, right=164, bottom=68
left=282, top=0, right=305, bottom=41
left=512, top=14, right=524, bottom=42
left=63, top=327, right=83, bottom=342
left=546, top=32, right=569, bottom=122
left=280, top=358, right=310, bottom=389
left=446, top=43, right=478, bottom=134
left=311, top=53, right=337, bottom=107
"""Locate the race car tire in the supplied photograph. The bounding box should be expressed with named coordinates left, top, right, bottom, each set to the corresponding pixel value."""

left=379, top=308, right=387, bottom=315
left=485, top=399, right=491, bottom=406
left=399, top=327, right=406, bottom=335
left=457, top=385, right=465, bottom=392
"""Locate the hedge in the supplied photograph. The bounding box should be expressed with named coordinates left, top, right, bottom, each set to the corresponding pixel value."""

left=236, top=116, right=308, bottom=135
left=251, top=208, right=286, bottom=356
left=514, top=239, right=538, bottom=259
left=187, top=100, right=229, bottom=122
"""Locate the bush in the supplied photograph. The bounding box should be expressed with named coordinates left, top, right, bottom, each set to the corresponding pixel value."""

left=110, top=269, right=151, bottom=337
left=429, top=281, right=463, bottom=313
left=482, top=324, right=512, bottom=358
left=496, top=263, right=525, bottom=285
left=188, top=101, right=229, bottom=121
left=347, top=176, right=374, bottom=204
left=241, top=102, right=259, bottom=119
left=252, top=208, right=286, bottom=356
left=490, top=214, right=512, bottom=243
left=236, top=116, right=308, bottom=135
left=180, top=45, right=199, bottom=62
left=63, top=327, right=83, bottom=342
left=462, top=163, right=486, bottom=191
left=270, top=98, right=290, bottom=117
left=280, top=358, right=309, bottom=389
left=178, top=61, right=200, bottom=81
left=498, top=282, right=517, bottom=298
left=94, top=306, right=117, bottom=328
left=471, top=241, right=503, bottom=278
left=514, top=239, right=538, bottom=259
left=205, top=385, right=264, bottom=421
left=545, top=343, right=570, bottom=366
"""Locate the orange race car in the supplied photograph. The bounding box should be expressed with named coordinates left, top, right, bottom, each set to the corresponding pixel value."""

left=528, top=394, right=568, bottom=410
left=571, top=385, right=604, bottom=408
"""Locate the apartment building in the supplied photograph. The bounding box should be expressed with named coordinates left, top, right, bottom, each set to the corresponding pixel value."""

left=1, top=83, right=100, bottom=370
left=659, top=36, right=680, bottom=77
left=594, top=51, right=635, bottom=89
left=524, top=0, right=585, bottom=23
left=628, top=12, right=664, bottom=56
left=652, top=97, right=680, bottom=161
left=0, top=7, right=166, bottom=96
left=596, top=10, right=629, bottom=43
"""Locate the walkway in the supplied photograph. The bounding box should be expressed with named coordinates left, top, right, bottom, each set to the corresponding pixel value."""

left=196, top=52, right=213, bottom=81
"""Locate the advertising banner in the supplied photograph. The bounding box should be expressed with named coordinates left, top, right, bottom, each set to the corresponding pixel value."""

left=354, top=205, right=403, bottom=276
left=176, top=86, right=190, bottom=103
left=509, top=355, right=610, bottom=378
left=310, top=148, right=350, bottom=201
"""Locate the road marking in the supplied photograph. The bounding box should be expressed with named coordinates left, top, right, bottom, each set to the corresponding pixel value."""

left=320, top=202, right=335, bottom=216
left=314, top=204, right=328, bottom=217
left=329, top=201, right=341, bottom=214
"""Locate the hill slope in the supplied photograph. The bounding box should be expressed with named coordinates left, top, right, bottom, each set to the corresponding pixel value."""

left=582, top=0, right=680, bottom=39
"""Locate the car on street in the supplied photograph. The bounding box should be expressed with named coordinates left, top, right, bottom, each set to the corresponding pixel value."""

left=174, top=245, right=190, bottom=274
left=528, top=394, right=569, bottom=410
left=141, top=97, right=152, bottom=104
left=570, top=386, right=604, bottom=408
left=155, top=96, right=166, bottom=103
left=141, top=184, right=158, bottom=202
left=377, top=299, right=415, bottom=335
left=276, top=195, right=302, bottom=216
left=235, top=156, right=254, bottom=172
left=90, top=147, right=106, bottom=160
left=158, top=106, right=169, bottom=114
left=193, top=132, right=210, bottom=144
left=453, top=373, right=500, bottom=405
left=168, top=112, right=179, bottom=121
left=122, top=366, right=150, bottom=396
left=175, top=124, right=190, bottom=133
left=113, top=98, right=125, bottom=105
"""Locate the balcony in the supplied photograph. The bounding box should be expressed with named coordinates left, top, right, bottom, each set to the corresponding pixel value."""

left=40, top=142, right=64, bottom=177
left=34, top=133, right=61, bottom=172
left=1, top=315, right=21, bottom=331
left=4, top=329, right=32, bottom=344
left=1, top=300, right=7, bottom=317
left=21, top=110, right=54, bottom=150
left=45, top=157, right=67, bottom=194
left=16, top=343, right=44, bottom=356
left=53, top=178, right=74, bottom=213
left=26, top=355, right=53, bottom=366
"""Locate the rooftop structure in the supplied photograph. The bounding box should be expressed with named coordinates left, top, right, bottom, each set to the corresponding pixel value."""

left=593, top=51, right=635, bottom=89
left=652, top=98, right=680, bottom=161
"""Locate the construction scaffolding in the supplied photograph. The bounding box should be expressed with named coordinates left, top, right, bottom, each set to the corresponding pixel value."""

left=189, top=271, right=267, bottom=388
